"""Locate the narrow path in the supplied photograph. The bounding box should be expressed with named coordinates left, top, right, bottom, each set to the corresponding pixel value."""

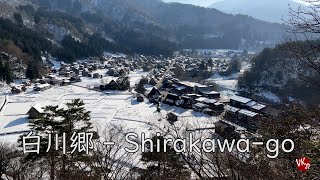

left=156, top=59, right=175, bottom=89
left=0, top=93, right=8, bottom=113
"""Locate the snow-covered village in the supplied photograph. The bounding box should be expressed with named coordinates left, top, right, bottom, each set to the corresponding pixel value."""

left=0, top=0, right=319, bottom=179
left=0, top=50, right=266, bottom=142
left=0, top=49, right=280, bottom=175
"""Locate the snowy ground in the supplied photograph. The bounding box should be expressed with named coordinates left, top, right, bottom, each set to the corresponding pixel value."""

left=209, top=73, right=238, bottom=91
left=206, top=61, right=252, bottom=98
left=206, top=73, right=238, bottom=98
left=0, top=84, right=9, bottom=110
left=257, top=91, right=281, bottom=103
left=0, top=71, right=217, bottom=145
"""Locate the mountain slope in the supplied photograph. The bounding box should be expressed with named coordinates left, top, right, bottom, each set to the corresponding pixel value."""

left=209, top=0, right=303, bottom=23
left=238, top=43, right=320, bottom=104
left=43, top=0, right=286, bottom=50
left=103, top=0, right=287, bottom=50
left=0, top=0, right=288, bottom=63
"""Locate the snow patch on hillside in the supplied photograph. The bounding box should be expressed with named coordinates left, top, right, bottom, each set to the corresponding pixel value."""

left=257, top=91, right=281, bottom=103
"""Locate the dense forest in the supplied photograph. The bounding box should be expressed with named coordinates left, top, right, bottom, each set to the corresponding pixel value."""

left=238, top=42, right=320, bottom=104
left=0, top=3, right=176, bottom=66
left=0, top=18, right=53, bottom=61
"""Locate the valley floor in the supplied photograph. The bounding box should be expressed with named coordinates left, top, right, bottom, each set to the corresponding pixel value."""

left=0, top=71, right=217, bottom=146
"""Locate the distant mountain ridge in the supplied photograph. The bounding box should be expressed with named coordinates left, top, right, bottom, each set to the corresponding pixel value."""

left=41, top=0, right=288, bottom=50
left=209, top=0, right=304, bottom=23
left=0, top=0, right=288, bottom=62
left=109, top=0, right=287, bottom=50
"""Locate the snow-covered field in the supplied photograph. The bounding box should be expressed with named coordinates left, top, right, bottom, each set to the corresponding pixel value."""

left=206, top=61, right=252, bottom=98
left=0, top=71, right=217, bottom=145
left=257, top=91, right=281, bottom=103
left=209, top=73, right=238, bottom=91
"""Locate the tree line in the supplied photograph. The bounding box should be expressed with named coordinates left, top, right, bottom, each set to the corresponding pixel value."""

left=0, top=57, right=13, bottom=84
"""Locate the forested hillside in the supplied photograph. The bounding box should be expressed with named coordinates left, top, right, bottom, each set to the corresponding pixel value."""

left=0, top=0, right=287, bottom=65
left=238, top=43, right=320, bottom=104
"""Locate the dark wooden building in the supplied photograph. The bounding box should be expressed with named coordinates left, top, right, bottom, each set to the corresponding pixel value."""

left=167, top=112, right=179, bottom=122
left=148, top=87, right=161, bottom=100
left=163, top=93, right=179, bottom=106
left=27, top=104, right=44, bottom=119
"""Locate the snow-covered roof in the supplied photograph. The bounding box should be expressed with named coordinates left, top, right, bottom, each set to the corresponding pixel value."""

left=31, top=103, right=44, bottom=113
left=225, top=105, right=240, bottom=113
left=194, top=103, right=209, bottom=108
left=238, top=109, right=258, bottom=118
left=195, top=97, right=207, bottom=102
left=179, top=81, right=206, bottom=88
left=203, top=99, right=217, bottom=104
left=36, top=84, right=51, bottom=89
left=230, top=95, right=252, bottom=104
left=200, top=90, right=220, bottom=95
left=246, top=101, right=266, bottom=111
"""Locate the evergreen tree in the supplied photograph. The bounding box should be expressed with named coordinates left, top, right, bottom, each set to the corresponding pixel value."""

left=34, top=14, right=41, bottom=24
left=20, top=99, right=99, bottom=179
left=135, top=77, right=148, bottom=94
left=207, top=58, right=213, bottom=72
left=173, top=65, right=186, bottom=80
left=13, top=12, right=23, bottom=25
left=0, top=59, right=3, bottom=81
left=59, top=99, right=98, bottom=178
left=26, top=106, right=62, bottom=180
left=26, top=62, right=40, bottom=80
left=4, top=61, right=13, bottom=84
left=199, top=60, right=207, bottom=70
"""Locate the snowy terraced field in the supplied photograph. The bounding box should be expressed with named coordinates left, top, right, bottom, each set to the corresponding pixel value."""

left=0, top=71, right=218, bottom=145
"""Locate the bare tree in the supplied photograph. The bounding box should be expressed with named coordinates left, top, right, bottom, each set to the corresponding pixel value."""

left=0, top=142, right=20, bottom=179
left=285, top=0, right=320, bottom=88
left=91, top=124, right=139, bottom=180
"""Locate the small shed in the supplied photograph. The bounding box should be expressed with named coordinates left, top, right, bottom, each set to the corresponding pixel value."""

left=119, top=68, right=128, bottom=76
left=203, top=108, right=215, bottom=116
left=163, top=93, right=179, bottom=106
left=93, top=73, right=101, bottom=79
left=167, top=112, right=179, bottom=122
left=225, top=106, right=240, bottom=118
left=107, top=69, right=115, bottom=76
left=180, top=96, right=193, bottom=109
left=106, top=80, right=119, bottom=90
left=148, top=77, right=159, bottom=86
left=11, top=86, right=22, bottom=94
left=136, top=93, right=144, bottom=102
left=27, top=103, right=44, bottom=119
left=194, top=103, right=209, bottom=112
left=70, top=76, right=81, bottom=83
left=203, top=98, right=218, bottom=108
left=82, top=69, right=89, bottom=77
left=213, top=102, right=224, bottom=111
left=148, top=87, right=161, bottom=99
